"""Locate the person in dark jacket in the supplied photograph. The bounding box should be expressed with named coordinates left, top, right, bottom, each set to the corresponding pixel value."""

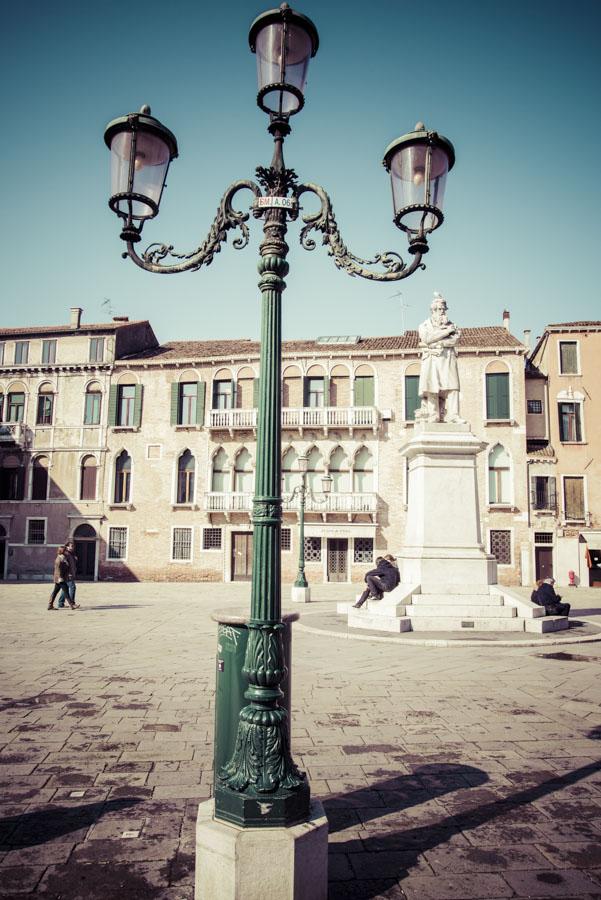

left=353, top=555, right=400, bottom=608
left=536, top=578, right=570, bottom=617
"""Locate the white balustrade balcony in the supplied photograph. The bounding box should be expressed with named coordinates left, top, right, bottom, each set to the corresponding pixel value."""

left=205, top=491, right=377, bottom=520
left=208, top=406, right=378, bottom=432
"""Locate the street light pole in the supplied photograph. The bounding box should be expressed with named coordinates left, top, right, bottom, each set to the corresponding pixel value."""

left=103, top=1, right=455, bottom=835
left=294, top=465, right=308, bottom=591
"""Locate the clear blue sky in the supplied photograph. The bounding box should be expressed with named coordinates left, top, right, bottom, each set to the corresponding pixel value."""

left=2, top=0, right=599, bottom=345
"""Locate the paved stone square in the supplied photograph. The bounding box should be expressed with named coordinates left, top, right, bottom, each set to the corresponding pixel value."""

left=2, top=582, right=601, bottom=899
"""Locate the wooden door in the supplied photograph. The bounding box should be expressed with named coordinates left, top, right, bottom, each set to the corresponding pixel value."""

left=232, top=532, right=253, bottom=581
left=75, top=540, right=96, bottom=580
left=327, top=538, right=348, bottom=582
left=535, top=547, right=553, bottom=582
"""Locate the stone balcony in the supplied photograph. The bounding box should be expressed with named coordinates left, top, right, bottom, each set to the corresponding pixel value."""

left=208, top=406, right=379, bottom=435
left=0, top=422, right=28, bottom=447
left=205, top=491, right=378, bottom=522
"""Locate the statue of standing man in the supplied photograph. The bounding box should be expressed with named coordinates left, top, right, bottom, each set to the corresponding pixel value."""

left=417, top=292, right=465, bottom=424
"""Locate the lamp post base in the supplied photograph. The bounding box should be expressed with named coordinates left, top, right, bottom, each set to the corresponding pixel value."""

left=291, top=585, right=311, bottom=603
left=196, top=798, right=328, bottom=900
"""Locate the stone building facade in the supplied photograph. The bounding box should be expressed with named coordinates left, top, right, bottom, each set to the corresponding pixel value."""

left=1, top=308, right=534, bottom=585
left=526, top=321, right=601, bottom=587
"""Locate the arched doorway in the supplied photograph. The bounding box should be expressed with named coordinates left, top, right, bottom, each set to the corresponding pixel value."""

left=73, top=523, right=97, bottom=580
left=0, top=524, right=6, bottom=579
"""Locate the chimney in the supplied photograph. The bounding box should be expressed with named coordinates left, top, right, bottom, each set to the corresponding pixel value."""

left=502, top=309, right=510, bottom=331
left=70, top=307, right=83, bottom=329
left=523, top=328, right=531, bottom=349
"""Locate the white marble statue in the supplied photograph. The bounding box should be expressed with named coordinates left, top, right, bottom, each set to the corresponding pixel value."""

left=416, top=293, right=465, bottom=424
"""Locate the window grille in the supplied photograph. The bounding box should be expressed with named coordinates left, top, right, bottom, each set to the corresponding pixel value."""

left=108, top=527, right=128, bottom=560
left=354, top=537, right=374, bottom=563
left=203, top=527, right=222, bottom=550
left=489, top=530, right=511, bottom=565
left=304, top=537, right=321, bottom=561
left=281, top=528, right=291, bottom=551
left=527, top=399, right=542, bottom=414
left=534, top=532, right=553, bottom=544
left=27, top=519, right=46, bottom=544
left=172, top=527, right=192, bottom=561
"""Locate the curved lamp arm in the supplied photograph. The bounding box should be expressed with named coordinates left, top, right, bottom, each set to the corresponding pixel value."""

left=293, top=182, right=426, bottom=282
left=123, top=180, right=262, bottom=274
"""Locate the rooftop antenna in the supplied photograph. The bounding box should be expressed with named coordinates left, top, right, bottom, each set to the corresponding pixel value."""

left=101, top=297, right=114, bottom=318
left=385, top=290, right=411, bottom=333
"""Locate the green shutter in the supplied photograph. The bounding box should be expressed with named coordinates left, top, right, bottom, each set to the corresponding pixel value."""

left=170, top=383, right=179, bottom=426
left=486, top=374, right=509, bottom=420
left=323, top=375, right=330, bottom=406
left=108, top=385, right=118, bottom=426
left=405, top=375, right=420, bottom=421
left=355, top=376, right=374, bottom=407
left=230, top=378, right=237, bottom=409
left=303, top=377, right=309, bottom=407
left=196, top=381, right=206, bottom=425
left=133, top=384, right=144, bottom=428
left=253, top=377, right=260, bottom=408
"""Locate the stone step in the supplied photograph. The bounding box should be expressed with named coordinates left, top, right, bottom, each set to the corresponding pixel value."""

left=524, top=615, right=569, bottom=633
left=409, top=616, right=525, bottom=632
left=407, top=604, right=517, bottom=618
left=348, top=611, right=412, bottom=632
left=420, top=583, right=495, bottom=595
left=413, top=593, right=502, bottom=605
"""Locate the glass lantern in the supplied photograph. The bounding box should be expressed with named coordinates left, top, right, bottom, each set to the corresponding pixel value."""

left=383, top=123, right=455, bottom=241
left=104, top=106, right=178, bottom=241
left=249, top=3, right=319, bottom=117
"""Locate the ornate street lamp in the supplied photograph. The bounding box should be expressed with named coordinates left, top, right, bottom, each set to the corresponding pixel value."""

left=286, top=454, right=332, bottom=602
left=104, top=1, right=454, bottom=833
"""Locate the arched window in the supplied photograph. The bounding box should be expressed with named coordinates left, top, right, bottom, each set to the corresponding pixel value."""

left=211, top=449, right=229, bottom=492
left=330, top=365, right=350, bottom=408
left=114, top=451, right=131, bottom=503
left=177, top=450, right=195, bottom=503
left=236, top=367, right=255, bottom=409
left=488, top=444, right=511, bottom=504
left=282, top=447, right=298, bottom=493
left=234, top=448, right=253, bottom=493
left=329, top=447, right=349, bottom=492
left=353, top=447, right=374, bottom=492
left=354, top=364, right=375, bottom=407
left=306, top=447, right=324, bottom=493
left=282, top=366, right=302, bottom=407
left=6, top=383, right=26, bottom=423
left=80, top=455, right=98, bottom=501
left=305, top=365, right=326, bottom=408
left=36, top=383, right=54, bottom=426
left=84, top=382, right=102, bottom=425
left=31, top=456, right=49, bottom=500
left=212, top=369, right=234, bottom=410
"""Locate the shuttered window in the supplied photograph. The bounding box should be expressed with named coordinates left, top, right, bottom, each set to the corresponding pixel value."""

left=486, top=373, right=510, bottom=420
left=559, top=341, right=578, bottom=374
left=564, top=477, right=585, bottom=520
left=404, top=375, right=420, bottom=421
left=354, top=376, right=374, bottom=407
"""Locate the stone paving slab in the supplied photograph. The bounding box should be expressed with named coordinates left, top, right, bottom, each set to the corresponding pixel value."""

left=1, top=581, right=601, bottom=898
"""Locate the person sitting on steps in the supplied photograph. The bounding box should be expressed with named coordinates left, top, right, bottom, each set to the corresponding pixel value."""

left=535, top=577, right=571, bottom=618
left=353, top=555, right=400, bottom=609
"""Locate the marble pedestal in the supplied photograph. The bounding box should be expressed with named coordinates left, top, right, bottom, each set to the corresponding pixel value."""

left=399, top=422, right=497, bottom=588
left=196, top=798, right=328, bottom=900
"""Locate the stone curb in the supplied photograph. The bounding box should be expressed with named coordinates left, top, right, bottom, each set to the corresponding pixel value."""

left=295, top=616, right=601, bottom=649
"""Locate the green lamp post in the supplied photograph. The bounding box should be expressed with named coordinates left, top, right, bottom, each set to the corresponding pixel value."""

left=288, top=455, right=332, bottom=602
left=104, top=2, right=455, bottom=830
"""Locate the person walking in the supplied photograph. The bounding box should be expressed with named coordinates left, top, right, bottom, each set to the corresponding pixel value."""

left=353, top=554, right=400, bottom=609
left=48, top=547, right=71, bottom=610
left=58, top=540, right=79, bottom=609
